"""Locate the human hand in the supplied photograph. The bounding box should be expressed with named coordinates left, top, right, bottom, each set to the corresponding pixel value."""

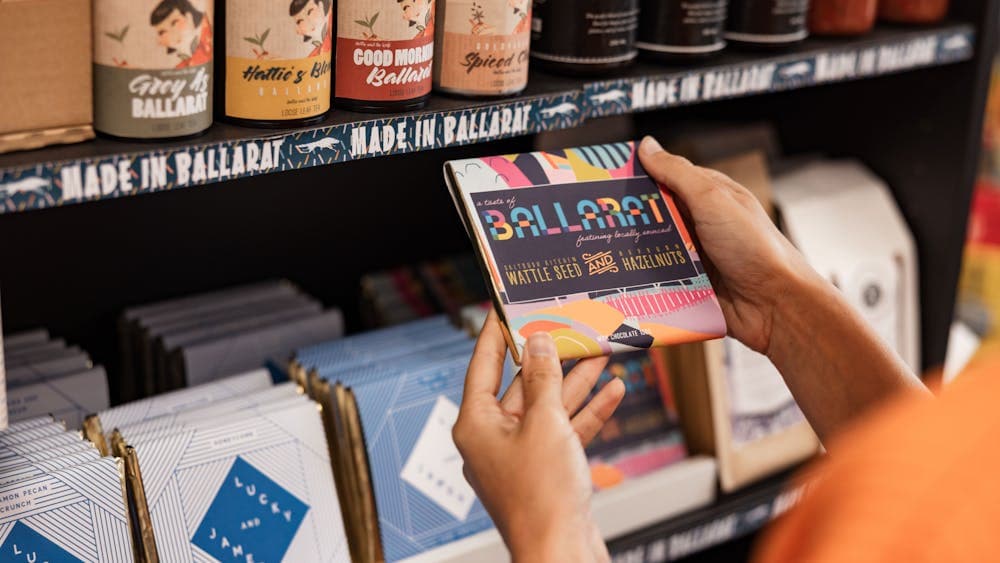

left=453, top=311, right=626, bottom=562
left=638, top=136, right=822, bottom=355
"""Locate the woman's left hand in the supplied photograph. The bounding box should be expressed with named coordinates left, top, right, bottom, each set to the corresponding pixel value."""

left=453, top=311, right=626, bottom=562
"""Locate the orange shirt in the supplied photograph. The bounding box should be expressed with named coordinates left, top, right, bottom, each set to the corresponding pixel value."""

left=756, top=355, right=1000, bottom=562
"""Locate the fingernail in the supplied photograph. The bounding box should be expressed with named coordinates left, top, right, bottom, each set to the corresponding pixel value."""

left=639, top=136, right=664, bottom=156
left=527, top=332, right=555, bottom=358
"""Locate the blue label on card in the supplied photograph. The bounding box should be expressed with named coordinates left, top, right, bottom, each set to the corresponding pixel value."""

left=2, top=521, right=80, bottom=563
left=192, top=457, right=309, bottom=562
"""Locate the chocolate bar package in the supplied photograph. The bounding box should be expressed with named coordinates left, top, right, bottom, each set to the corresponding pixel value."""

left=308, top=331, right=514, bottom=562
left=156, top=300, right=322, bottom=390
left=585, top=351, right=688, bottom=490
left=0, top=458, right=134, bottom=561
left=3, top=329, right=49, bottom=350
left=96, top=368, right=273, bottom=434
left=291, top=318, right=484, bottom=561
left=122, top=399, right=350, bottom=562
left=6, top=354, right=92, bottom=387
left=5, top=342, right=78, bottom=367
left=118, top=280, right=298, bottom=398
left=180, top=309, right=344, bottom=387
left=292, top=316, right=467, bottom=391
left=143, top=291, right=318, bottom=392
left=0, top=417, right=65, bottom=446
left=445, top=141, right=726, bottom=362
left=7, top=366, right=110, bottom=429
left=111, top=384, right=302, bottom=441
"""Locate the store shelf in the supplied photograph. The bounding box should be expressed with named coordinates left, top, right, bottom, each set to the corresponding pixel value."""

left=606, top=469, right=804, bottom=562
left=400, top=456, right=719, bottom=563
left=395, top=459, right=801, bottom=563
left=0, top=22, right=974, bottom=215
left=584, top=23, right=974, bottom=117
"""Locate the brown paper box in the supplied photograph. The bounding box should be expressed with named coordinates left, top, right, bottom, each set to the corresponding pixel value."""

left=711, top=151, right=776, bottom=221
left=0, top=0, right=94, bottom=153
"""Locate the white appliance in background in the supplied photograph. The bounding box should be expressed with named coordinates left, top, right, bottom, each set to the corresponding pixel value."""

left=773, top=160, right=921, bottom=372
left=943, top=321, right=980, bottom=384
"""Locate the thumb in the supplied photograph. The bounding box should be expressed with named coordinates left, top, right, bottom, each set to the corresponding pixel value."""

left=520, top=332, right=563, bottom=412
left=638, top=136, right=716, bottom=212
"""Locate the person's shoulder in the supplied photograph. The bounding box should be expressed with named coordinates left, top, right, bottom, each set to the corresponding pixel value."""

left=756, top=355, right=1000, bottom=563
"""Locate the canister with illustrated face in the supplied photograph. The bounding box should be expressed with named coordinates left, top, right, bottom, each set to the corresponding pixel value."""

left=335, top=0, right=436, bottom=111
left=530, top=0, right=639, bottom=75
left=216, top=0, right=333, bottom=127
left=433, top=0, right=531, bottom=97
left=93, top=0, right=213, bottom=139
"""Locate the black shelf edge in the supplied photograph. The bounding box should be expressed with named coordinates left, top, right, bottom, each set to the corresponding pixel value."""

left=0, top=22, right=974, bottom=215
left=585, top=23, right=974, bottom=117
left=607, top=470, right=805, bottom=562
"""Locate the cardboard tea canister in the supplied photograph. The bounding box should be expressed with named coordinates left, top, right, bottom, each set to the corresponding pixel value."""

left=216, top=0, right=333, bottom=126
left=433, top=0, right=531, bottom=97
left=336, top=0, right=436, bottom=111
left=93, top=0, right=213, bottom=139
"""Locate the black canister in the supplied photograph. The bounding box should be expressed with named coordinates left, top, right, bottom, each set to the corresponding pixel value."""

left=725, top=0, right=809, bottom=46
left=531, top=0, right=640, bottom=75
left=637, top=0, right=727, bottom=60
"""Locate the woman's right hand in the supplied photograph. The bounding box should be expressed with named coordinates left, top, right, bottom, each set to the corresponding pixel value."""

left=639, top=136, right=925, bottom=441
left=638, top=136, right=821, bottom=356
